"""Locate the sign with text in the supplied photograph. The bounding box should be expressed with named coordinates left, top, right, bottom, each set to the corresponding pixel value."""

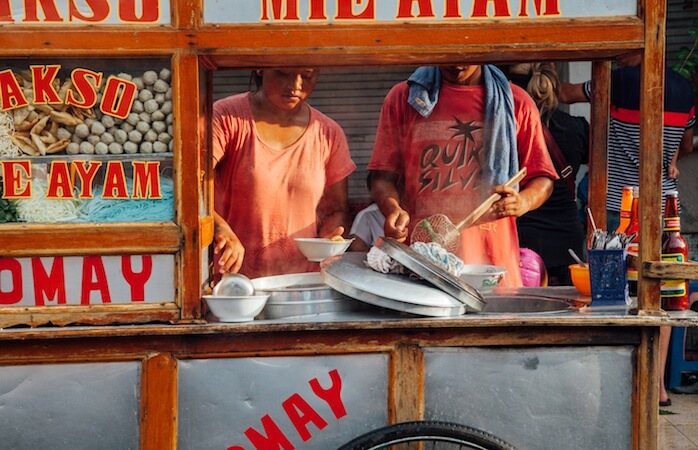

left=1, top=0, right=170, bottom=25
left=204, top=0, right=637, bottom=24
left=0, top=254, right=175, bottom=306
left=178, top=354, right=389, bottom=449
left=2, top=160, right=164, bottom=200
left=0, top=62, right=174, bottom=223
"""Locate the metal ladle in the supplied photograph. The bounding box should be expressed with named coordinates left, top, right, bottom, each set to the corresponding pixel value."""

left=411, top=168, right=527, bottom=253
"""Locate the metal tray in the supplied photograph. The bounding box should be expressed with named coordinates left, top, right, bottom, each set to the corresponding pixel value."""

left=320, top=252, right=466, bottom=317
left=252, top=273, right=340, bottom=299
left=376, top=237, right=486, bottom=312
left=251, top=272, right=361, bottom=319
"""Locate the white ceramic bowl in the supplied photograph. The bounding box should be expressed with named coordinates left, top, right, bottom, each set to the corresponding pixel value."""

left=294, top=238, right=354, bottom=262
left=458, top=265, right=507, bottom=293
left=203, top=294, right=269, bottom=322
left=213, top=274, right=255, bottom=296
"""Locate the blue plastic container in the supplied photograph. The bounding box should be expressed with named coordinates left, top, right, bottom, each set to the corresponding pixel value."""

left=588, top=249, right=629, bottom=305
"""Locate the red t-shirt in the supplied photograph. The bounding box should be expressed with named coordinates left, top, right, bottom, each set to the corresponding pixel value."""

left=368, top=80, right=557, bottom=287
left=212, top=93, right=355, bottom=278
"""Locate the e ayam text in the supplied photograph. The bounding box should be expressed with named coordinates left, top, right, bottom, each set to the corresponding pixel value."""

left=1, top=160, right=163, bottom=200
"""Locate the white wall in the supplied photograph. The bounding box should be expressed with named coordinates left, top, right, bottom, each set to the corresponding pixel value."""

left=565, top=61, right=592, bottom=121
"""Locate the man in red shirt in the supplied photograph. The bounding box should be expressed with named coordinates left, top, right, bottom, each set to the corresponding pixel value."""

left=368, top=64, right=557, bottom=287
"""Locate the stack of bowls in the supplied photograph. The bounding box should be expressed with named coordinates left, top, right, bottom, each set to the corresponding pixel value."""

left=252, top=272, right=361, bottom=319
left=204, top=274, right=269, bottom=322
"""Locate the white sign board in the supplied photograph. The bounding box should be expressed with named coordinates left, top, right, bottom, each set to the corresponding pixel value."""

left=204, top=0, right=637, bottom=24
left=2, top=0, right=170, bottom=25
left=0, top=254, right=175, bottom=306
left=178, top=354, right=389, bottom=449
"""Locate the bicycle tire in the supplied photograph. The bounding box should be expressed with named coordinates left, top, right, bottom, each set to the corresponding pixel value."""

left=337, top=420, right=517, bottom=450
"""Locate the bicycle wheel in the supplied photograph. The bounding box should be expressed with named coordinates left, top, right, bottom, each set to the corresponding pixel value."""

left=337, top=420, right=517, bottom=450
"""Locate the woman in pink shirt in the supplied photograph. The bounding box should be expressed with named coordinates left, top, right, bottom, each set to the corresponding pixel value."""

left=211, top=69, right=356, bottom=278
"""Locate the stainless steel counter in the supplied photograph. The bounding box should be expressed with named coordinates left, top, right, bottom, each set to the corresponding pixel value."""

left=242, top=286, right=697, bottom=326
left=2, top=287, right=697, bottom=341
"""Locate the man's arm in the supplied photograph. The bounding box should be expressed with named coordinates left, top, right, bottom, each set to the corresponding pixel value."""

left=669, top=127, right=694, bottom=179
left=678, top=126, right=694, bottom=160
left=558, top=82, right=589, bottom=104
left=488, top=176, right=554, bottom=222
left=369, top=170, right=410, bottom=242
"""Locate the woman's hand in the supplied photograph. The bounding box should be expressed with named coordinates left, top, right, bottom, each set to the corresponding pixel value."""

left=317, top=179, right=350, bottom=239
left=213, top=213, right=245, bottom=274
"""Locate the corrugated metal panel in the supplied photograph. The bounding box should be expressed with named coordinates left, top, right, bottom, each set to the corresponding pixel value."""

left=667, top=0, right=698, bottom=70
left=208, top=10, right=695, bottom=226
left=213, top=68, right=413, bottom=202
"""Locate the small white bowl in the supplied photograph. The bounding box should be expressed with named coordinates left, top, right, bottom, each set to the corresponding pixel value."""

left=458, top=265, right=507, bottom=293
left=203, top=294, right=269, bottom=322
left=294, top=237, right=354, bottom=262
left=213, top=274, right=255, bottom=296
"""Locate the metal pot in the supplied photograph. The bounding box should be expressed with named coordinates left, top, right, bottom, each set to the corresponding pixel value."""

left=251, top=272, right=361, bottom=319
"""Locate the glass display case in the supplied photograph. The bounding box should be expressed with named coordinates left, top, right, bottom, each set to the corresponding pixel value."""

left=0, top=55, right=196, bottom=326
left=1, top=58, right=174, bottom=225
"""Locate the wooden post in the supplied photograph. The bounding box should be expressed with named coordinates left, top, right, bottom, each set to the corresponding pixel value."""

left=636, top=0, right=667, bottom=448
left=174, top=51, right=205, bottom=320
left=588, top=60, right=612, bottom=237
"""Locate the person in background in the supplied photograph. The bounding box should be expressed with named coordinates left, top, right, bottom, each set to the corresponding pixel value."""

left=576, top=172, right=590, bottom=235
left=508, top=62, right=590, bottom=286
left=348, top=172, right=386, bottom=252
left=211, top=68, right=356, bottom=278
left=668, top=148, right=681, bottom=180
left=558, top=52, right=695, bottom=231
left=368, top=64, right=558, bottom=287
left=559, top=53, right=696, bottom=408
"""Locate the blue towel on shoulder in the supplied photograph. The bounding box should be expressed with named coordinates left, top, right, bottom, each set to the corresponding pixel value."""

left=407, top=65, right=519, bottom=187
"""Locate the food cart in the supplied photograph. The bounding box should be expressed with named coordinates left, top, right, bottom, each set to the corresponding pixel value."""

left=1, top=0, right=698, bottom=448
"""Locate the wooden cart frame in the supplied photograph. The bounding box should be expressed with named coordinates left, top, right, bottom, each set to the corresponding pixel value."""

left=2, top=1, right=698, bottom=448
left=0, top=0, right=684, bottom=323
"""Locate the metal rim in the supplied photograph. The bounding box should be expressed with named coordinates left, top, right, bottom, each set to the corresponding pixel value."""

left=376, top=237, right=486, bottom=312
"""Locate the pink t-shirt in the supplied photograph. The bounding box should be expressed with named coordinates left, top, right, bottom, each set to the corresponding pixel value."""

left=368, top=80, right=557, bottom=287
left=212, top=93, right=355, bottom=278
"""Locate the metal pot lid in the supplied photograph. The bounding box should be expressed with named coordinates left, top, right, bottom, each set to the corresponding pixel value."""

left=320, top=252, right=465, bottom=317
left=376, top=237, right=486, bottom=312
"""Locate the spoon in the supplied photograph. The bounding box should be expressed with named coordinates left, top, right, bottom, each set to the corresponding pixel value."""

left=586, top=207, right=598, bottom=232
left=568, top=248, right=587, bottom=267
